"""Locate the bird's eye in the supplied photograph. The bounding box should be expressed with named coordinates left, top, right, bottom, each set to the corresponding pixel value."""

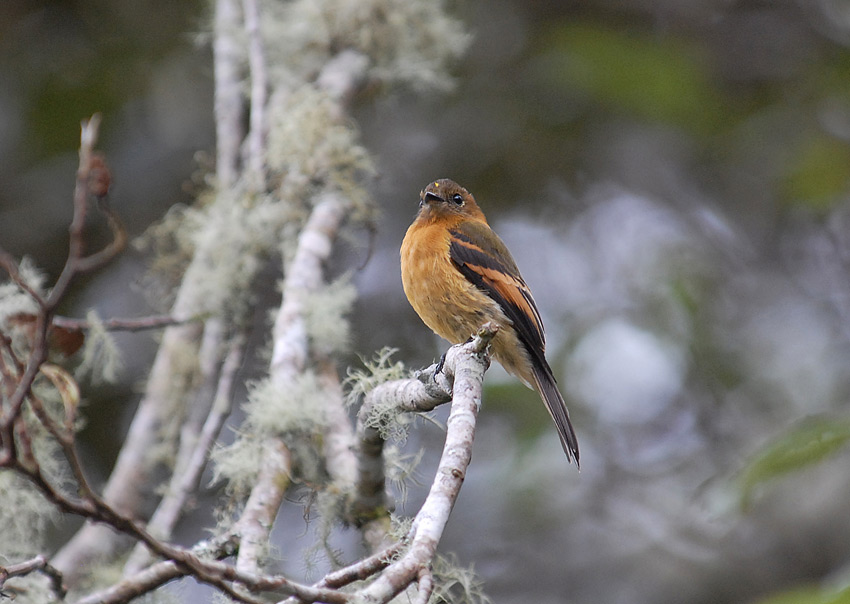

left=452, top=193, right=464, bottom=205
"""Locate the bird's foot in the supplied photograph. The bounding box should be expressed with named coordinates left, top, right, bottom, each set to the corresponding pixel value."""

left=434, top=351, right=448, bottom=379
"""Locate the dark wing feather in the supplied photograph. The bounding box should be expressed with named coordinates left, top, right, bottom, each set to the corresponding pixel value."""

left=448, top=222, right=545, bottom=357
left=449, top=221, right=580, bottom=466
left=531, top=357, right=580, bottom=466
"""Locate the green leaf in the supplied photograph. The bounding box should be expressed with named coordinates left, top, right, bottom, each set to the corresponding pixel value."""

left=738, top=416, right=850, bottom=510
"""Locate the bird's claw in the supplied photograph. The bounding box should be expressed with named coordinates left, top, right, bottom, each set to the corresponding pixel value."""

left=434, top=351, right=448, bottom=380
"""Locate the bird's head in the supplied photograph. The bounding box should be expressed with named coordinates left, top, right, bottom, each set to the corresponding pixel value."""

left=416, top=179, right=487, bottom=224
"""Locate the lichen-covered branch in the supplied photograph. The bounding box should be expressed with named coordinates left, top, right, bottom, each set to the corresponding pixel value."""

left=0, top=555, right=66, bottom=600
left=2, top=2, right=473, bottom=603
left=355, top=325, right=496, bottom=603
left=235, top=194, right=351, bottom=576
left=351, top=364, right=452, bottom=532
left=317, top=358, right=358, bottom=491
left=233, top=439, right=292, bottom=575
left=123, top=331, right=245, bottom=575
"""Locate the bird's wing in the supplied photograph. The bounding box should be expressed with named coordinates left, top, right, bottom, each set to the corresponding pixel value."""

left=448, top=221, right=546, bottom=357
left=450, top=220, right=580, bottom=466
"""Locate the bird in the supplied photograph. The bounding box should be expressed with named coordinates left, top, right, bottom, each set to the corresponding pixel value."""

left=400, top=178, right=579, bottom=467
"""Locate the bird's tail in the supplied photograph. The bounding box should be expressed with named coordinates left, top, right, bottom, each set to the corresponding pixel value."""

left=532, top=363, right=580, bottom=469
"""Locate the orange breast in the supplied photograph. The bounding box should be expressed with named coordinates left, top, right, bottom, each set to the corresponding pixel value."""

left=400, top=220, right=534, bottom=385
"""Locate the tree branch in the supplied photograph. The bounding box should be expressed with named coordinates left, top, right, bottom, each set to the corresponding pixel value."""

left=46, top=115, right=126, bottom=309
left=0, top=114, right=125, bottom=468
left=355, top=325, right=496, bottom=603
left=233, top=439, right=292, bottom=575
left=0, top=555, right=66, bottom=600
left=236, top=194, right=352, bottom=576
left=213, top=0, right=244, bottom=188
left=52, top=313, right=201, bottom=332
left=350, top=363, right=452, bottom=532
left=243, top=0, right=268, bottom=191
left=123, top=331, right=245, bottom=575
left=317, top=357, right=358, bottom=491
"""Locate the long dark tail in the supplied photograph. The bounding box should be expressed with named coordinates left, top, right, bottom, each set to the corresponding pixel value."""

left=532, top=362, right=580, bottom=468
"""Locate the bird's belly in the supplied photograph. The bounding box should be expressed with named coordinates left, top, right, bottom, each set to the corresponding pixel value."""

left=402, top=253, right=490, bottom=337
left=401, top=251, right=534, bottom=385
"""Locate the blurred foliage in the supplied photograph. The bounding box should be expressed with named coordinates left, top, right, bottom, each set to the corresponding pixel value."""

left=536, top=21, right=729, bottom=134
left=783, top=133, right=850, bottom=211
left=753, top=583, right=850, bottom=604
left=484, top=380, right=554, bottom=444
left=738, top=416, right=850, bottom=511
left=0, top=0, right=205, bottom=162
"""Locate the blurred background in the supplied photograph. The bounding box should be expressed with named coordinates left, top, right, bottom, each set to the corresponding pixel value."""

left=3, top=1, right=850, bottom=603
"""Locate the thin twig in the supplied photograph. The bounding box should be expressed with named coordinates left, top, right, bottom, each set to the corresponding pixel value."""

left=0, top=555, right=66, bottom=600
left=51, top=314, right=198, bottom=333
left=0, top=325, right=47, bottom=428
left=73, top=198, right=127, bottom=273
left=414, top=567, right=434, bottom=604
left=205, top=565, right=351, bottom=604
left=280, top=541, right=405, bottom=604
left=322, top=542, right=404, bottom=589
left=0, top=249, right=47, bottom=309
left=46, top=115, right=100, bottom=310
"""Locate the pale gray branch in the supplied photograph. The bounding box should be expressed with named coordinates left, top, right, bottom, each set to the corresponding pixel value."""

left=52, top=313, right=200, bottom=332
left=214, top=0, right=245, bottom=189
left=351, top=364, right=452, bottom=535
left=123, top=330, right=244, bottom=575
left=414, top=567, right=434, bottom=604
left=355, top=326, right=496, bottom=603
left=317, top=358, right=358, bottom=491
left=75, top=560, right=185, bottom=604
left=236, top=195, right=351, bottom=575
left=0, top=555, right=66, bottom=600
left=234, top=439, right=292, bottom=575
left=271, top=195, right=348, bottom=383
left=243, top=0, right=268, bottom=190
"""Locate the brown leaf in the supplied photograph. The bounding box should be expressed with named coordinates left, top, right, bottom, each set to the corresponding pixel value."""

left=7, top=313, right=85, bottom=356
